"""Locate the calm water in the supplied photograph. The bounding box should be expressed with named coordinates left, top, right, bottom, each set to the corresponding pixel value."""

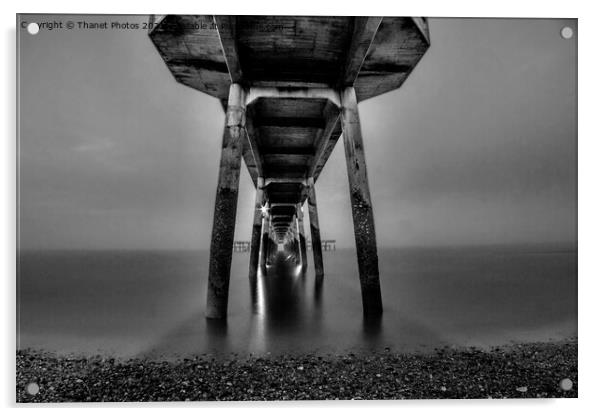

left=17, top=245, right=577, bottom=359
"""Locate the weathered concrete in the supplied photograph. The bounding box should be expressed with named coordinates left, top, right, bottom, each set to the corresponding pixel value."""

left=293, top=218, right=301, bottom=266
left=340, top=86, right=383, bottom=317
left=150, top=15, right=430, bottom=318
left=150, top=16, right=429, bottom=104
left=248, top=177, right=265, bottom=280
left=307, top=179, right=324, bottom=279
left=206, top=84, right=246, bottom=319
left=266, top=216, right=274, bottom=266
left=339, top=17, right=383, bottom=87
left=296, top=204, right=308, bottom=273
left=150, top=15, right=429, bottom=188
left=259, top=214, right=269, bottom=273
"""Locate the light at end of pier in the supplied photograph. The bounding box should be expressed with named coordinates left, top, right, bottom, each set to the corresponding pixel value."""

left=260, top=203, right=269, bottom=217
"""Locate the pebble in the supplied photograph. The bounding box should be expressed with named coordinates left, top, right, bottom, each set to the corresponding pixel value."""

left=559, top=378, right=573, bottom=391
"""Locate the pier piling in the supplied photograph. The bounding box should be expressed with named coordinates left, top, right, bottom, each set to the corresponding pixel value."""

left=341, top=87, right=383, bottom=317
left=206, top=84, right=246, bottom=319
left=248, top=177, right=265, bottom=280
left=296, top=203, right=308, bottom=273
left=307, top=178, right=324, bottom=279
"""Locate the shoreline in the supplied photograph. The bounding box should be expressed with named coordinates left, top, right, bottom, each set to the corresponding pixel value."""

left=17, top=339, right=577, bottom=402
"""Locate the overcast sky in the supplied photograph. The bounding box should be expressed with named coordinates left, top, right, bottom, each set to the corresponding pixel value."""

left=18, top=16, right=577, bottom=250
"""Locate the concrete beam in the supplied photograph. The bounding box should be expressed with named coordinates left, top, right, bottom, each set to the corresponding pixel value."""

left=340, top=86, right=383, bottom=317
left=339, top=17, right=383, bottom=87
left=270, top=202, right=298, bottom=207
left=254, top=116, right=326, bottom=129
left=411, top=17, right=431, bottom=45
left=265, top=178, right=307, bottom=186
left=307, top=104, right=340, bottom=178
left=246, top=87, right=341, bottom=108
left=240, top=135, right=259, bottom=187
left=214, top=16, right=243, bottom=83
left=242, top=106, right=265, bottom=177
left=147, top=15, right=166, bottom=34
left=272, top=214, right=291, bottom=219
left=206, top=84, right=246, bottom=319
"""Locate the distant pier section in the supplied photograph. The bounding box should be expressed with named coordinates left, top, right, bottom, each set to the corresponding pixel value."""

left=233, top=240, right=336, bottom=252
left=233, top=241, right=251, bottom=252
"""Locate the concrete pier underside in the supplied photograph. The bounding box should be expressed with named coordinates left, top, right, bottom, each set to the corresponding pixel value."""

left=149, top=15, right=430, bottom=318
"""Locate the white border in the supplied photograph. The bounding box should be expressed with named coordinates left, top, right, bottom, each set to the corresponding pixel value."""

left=3, top=1, right=600, bottom=414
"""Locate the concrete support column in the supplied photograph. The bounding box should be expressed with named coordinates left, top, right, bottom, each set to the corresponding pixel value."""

left=340, top=86, right=383, bottom=317
left=259, top=210, right=269, bottom=273
left=307, top=178, right=324, bottom=279
left=292, top=216, right=301, bottom=265
left=266, top=215, right=274, bottom=266
left=296, top=203, right=308, bottom=273
left=248, top=177, right=265, bottom=280
left=206, top=83, right=246, bottom=319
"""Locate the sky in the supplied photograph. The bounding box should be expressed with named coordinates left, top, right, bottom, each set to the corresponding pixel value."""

left=18, top=16, right=577, bottom=250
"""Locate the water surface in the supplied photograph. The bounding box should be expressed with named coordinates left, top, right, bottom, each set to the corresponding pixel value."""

left=17, top=245, right=577, bottom=359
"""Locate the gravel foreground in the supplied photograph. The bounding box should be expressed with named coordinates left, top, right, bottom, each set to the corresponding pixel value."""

left=17, top=340, right=577, bottom=402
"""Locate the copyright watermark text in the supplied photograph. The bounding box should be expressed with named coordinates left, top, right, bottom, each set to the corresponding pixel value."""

left=20, top=19, right=157, bottom=32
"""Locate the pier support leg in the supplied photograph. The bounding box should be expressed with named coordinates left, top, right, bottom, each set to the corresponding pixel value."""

left=259, top=214, right=269, bottom=273
left=248, top=177, right=265, bottom=280
left=293, top=216, right=301, bottom=265
left=266, top=216, right=274, bottom=266
left=206, top=84, right=246, bottom=319
left=297, top=203, right=308, bottom=273
left=307, top=178, right=324, bottom=279
left=340, top=87, right=383, bottom=317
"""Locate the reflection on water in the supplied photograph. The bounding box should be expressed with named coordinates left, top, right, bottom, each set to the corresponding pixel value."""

left=252, top=253, right=331, bottom=338
left=314, top=274, right=324, bottom=307
left=17, top=246, right=577, bottom=359
left=250, top=254, right=382, bottom=346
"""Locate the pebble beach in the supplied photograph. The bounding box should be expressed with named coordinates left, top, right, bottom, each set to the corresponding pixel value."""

left=16, top=339, right=577, bottom=402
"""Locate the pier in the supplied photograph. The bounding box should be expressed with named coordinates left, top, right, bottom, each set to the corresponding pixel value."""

left=233, top=241, right=251, bottom=252
left=234, top=239, right=336, bottom=252
left=149, top=15, right=430, bottom=318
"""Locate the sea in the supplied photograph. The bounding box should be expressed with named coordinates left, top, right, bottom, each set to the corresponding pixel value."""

left=17, top=245, right=577, bottom=359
